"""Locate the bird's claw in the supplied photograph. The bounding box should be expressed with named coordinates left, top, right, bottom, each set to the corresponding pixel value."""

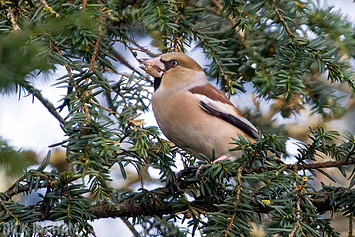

left=196, top=155, right=228, bottom=176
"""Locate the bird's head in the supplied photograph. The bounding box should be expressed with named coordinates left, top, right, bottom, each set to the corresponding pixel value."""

left=140, top=52, right=205, bottom=91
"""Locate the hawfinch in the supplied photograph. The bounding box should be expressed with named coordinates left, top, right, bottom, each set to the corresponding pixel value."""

left=140, top=52, right=258, bottom=163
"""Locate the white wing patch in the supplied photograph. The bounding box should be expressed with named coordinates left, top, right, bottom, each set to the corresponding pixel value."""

left=194, top=94, right=237, bottom=116
left=193, top=93, right=259, bottom=136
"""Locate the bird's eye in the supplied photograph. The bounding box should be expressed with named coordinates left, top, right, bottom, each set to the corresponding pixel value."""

left=170, top=60, right=179, bottom=67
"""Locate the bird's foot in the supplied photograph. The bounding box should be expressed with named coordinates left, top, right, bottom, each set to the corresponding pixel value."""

left=212, top=155, right=228, bottom=164
left=196, top=164, right=205, bottom=176
left=196, top=155, right=228, bottom=176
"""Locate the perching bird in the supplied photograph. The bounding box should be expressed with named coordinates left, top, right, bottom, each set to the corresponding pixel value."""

left=140, top=52, right=259, bottom=164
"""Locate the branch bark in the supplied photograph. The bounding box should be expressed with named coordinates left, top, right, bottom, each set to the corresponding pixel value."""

left=2, top=159, right=355, bottom=221
left=247, top=160, right=355, bottom=173
left=77, top=187, right=344, bottom=220
left=0, top=180, right=348, bottom=222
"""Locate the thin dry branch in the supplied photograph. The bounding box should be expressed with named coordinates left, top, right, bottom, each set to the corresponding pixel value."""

left=225, top=166, right=242, bottom=237
left=350, top=214, right=353, bottom=237
left=7, top=8, right=20, bottom=31
left=125, top=38, right=160, bottom=57
left=24, top=84, right=66, bottom=125
left=40, top=0, right=60, bottom=17
left=88, top=33, right=102, bottom=77
left=120, top=217, right=141, bottom=237
left=273, top=5, right=296, bottom=40
left=83, top=0, right=87, bottom=11
left=111, top=49, right=143, bottom=76
left=289, top=165, right=306, bottom=237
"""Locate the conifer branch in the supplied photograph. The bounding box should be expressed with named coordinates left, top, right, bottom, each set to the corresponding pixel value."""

left=40, top=0, right=59, bottom=17
left=120, top=217, right=141, bottom=237
left=289, top=165, right=306, bottom=237
left=125, top=38, right=160, bottom=57
left=247, top=159, right=355, bottom=174
left=349, top=214, right=353, bottom=237
left=7, top=8, right=20, bottom=31
left=273, top=4, right=296, bottom=40
left=225, top=166, right=242, bottom=237
left=111, top=49, right=143, bottom=75
left=210, top=0, right=244, bottom=39
left=24, top=84, right=66, bottom=125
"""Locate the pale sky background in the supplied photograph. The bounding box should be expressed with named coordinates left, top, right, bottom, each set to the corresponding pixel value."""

left=0, top=1, right=354, bottom=236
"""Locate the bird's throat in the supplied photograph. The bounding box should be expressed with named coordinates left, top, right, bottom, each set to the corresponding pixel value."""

left=154, top=77, right=162, bottom=91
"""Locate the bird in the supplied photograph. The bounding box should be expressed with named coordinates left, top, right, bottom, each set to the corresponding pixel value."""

left=140, top=52, right=259, bottom=168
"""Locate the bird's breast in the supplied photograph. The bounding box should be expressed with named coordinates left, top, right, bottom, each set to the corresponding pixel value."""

left=152, top=90, right=200, bottom=141
left=151, top=90, right=242, bottom=159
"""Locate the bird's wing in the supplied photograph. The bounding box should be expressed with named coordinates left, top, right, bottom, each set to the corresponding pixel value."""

left=189, top=84, right=259, bottom=139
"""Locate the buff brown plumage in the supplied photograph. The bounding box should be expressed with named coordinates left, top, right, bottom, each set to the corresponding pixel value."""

left=141, top=52, right=258, bottom=163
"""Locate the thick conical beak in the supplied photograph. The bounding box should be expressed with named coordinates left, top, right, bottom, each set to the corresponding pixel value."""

left=139, top=56, right=165, bottom=78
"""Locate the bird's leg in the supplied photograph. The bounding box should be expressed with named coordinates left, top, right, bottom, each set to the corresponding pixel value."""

left=196, top=164, right=205, bottom=176
left=196, top=155, right=228, bottom=176
left=212, top=155, right=228, bottom=163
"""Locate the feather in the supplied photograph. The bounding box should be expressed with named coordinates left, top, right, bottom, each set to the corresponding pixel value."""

left=190, top=84, right=259, bottom=139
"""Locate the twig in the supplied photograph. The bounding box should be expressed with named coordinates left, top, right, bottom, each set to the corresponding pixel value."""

left=52, top=44, right=80, bottom=114
left=0, top=201, right=19, bottom=222
left=92, top=101, right=115, bottom=113
left=125, top=38, right=160, bottom=57
left=120, top=217, right=140, bottom=237
left=273, top=4, right=296, bottom=40
left=111, top=49, right=143, bottom=76
left=5, top=173, right=55, bottom=197
left=289, top=165, right=306, bottom=237
left=83, top=102, right=92, bottom=120
left=225, top=166, right=243, bottom=237
left=40, top=0, right=60, bottom=17
left=24, top=84, right=66, bottom=125
left=88, top=33, right=102, bottom=78
left=5, top=182, right=54, bottom=199
left=83, top=0, right=104, bottom=120
left=248, top=159, right=355, bottom=174
left=350, top=214, right=353, bottom=237
left=83, top=0, right=87, bottom=11
left=0, top=201, right=33, bottom=231
left=87, top=0, right=104, bottom=76
left=4, top=172, right=79, bottom=199
left=7, top=8, right=20, bottom=31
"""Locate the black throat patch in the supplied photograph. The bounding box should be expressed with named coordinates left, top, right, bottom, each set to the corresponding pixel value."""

left=154, top=77, right=162, bottom=91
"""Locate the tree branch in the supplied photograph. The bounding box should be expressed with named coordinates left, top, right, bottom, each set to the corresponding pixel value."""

left=124, top=38, right=160, bottom=58
left=247, top=159, right=355, bottom=174
left=3, top=158, right=355, bottom=222
left=120, top=217, right=141, bottom=237
left=7, top=7, right=21, bottom=31
left=39, top=0, right=60, bottom=17
left=36, top=187, right=346, bottom=220
left=111, top=49, right=143, bottom=76
left=24, top=84, right=66, bottom=125
left=273, top=4, right=296, bottom=40
left=1, top=177, right=350, bottom=222
left=88, top=199, right=218, bottom=219
left=210, top=0, right=244, bottom=40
